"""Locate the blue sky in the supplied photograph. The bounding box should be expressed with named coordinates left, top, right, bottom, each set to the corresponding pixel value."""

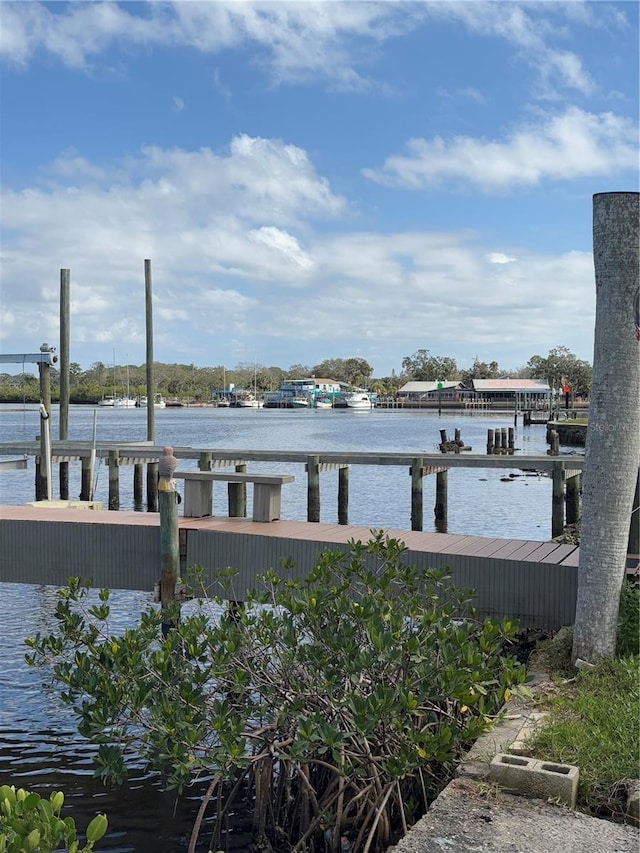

left=1, top=1, right=638, bottom=377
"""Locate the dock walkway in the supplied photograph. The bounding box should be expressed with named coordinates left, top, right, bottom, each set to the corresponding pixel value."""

left=1, top=505, right=582, bottom=630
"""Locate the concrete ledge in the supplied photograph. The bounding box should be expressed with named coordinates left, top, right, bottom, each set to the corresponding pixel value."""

left=489, top=753, right=579, bottom=807
left=25, top=499, right=104, bottom=510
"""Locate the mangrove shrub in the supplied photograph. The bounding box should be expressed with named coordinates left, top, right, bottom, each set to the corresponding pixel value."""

left=26, top=533, right=527, bottom=852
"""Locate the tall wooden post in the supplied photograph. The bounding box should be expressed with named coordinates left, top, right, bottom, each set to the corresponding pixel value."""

left=59, top=270, right=70, bottom=499
left=307, top=455, right=320, bottom=522
left=145, top=259, right=158, bottom=511
left=159, top=489, right=180, bottom=636
left=410, top=457, right=423, bottom=531
left=338, top=465, right=349, bottom=525
left=158, top=448, right=180, bottom=636
left=108, top=450, right=120, bottom=510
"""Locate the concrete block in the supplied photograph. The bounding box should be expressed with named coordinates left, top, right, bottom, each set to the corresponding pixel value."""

left=489, top=753, right=578, bottom=808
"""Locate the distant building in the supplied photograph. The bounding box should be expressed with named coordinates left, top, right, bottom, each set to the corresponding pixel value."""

left=471, top=379, right=551, bottom=404
left=396, top=381, right=469, bottom=402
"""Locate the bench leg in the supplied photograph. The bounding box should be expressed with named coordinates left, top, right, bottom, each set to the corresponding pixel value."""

left=253, top=484, right=282, bottom=522
left=183, top=480, right=213, bottom=518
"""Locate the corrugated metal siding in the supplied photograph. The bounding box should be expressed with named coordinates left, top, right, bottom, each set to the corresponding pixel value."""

left=186, top=529, right=577, bottom=630
left=1, top=514, right=577, bottom=630
left=1, top=518, right=160, bottom=591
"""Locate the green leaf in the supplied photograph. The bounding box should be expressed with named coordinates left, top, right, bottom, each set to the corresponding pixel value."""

left=86, top=813, right=108, bottom=843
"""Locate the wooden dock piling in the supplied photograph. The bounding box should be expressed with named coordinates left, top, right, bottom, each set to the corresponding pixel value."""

left=552, top=462, right=566, bottom=538
left=230, top=463, right=247, bottom=518
left=434, top=470, right=448, bottom=526
left=338, top=465, right=349, bottom=525
left=159, top=489, right=180, bottom=637
left=411, top=457, right=423, bottom=531
left=307, top=455, right=320, bottom=522
left=566, top=474, right=581, bottom=526
left=108, top=450, right=120, bottom=510
left=133, top=464, right=144, bottom=511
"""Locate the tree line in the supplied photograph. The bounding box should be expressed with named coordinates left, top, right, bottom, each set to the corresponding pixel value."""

left=0, top=345, right=592, bottom=403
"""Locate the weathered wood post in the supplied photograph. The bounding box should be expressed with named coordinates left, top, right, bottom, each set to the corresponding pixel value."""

left=80, top=455, right=93, bottom=502
left=338, top=464, right=349, bottom=525
left=486, top=429, right=494, bottom=455
left=133, top=464, right=144, bottom=511
left=108, top=450, right=120, bottom=510
left=158, top=446, right=180, bottom=637
left=508, top=427, right=515, bottom=453
left=574, top=192, right=640, bottom=662
left=410, top=457, right=423, bottom=531
left=144, top=259, right=158, bottom=512
left=307, top=455, right=320, bottom=522
left=229, top=463, right=247, bottom=517
left=59, top=270, right=70, bottom=500
left=551, top=461, right=566, bottom=538
left=434, top=469, right=448, bottom=530
left=566, top=474, right=581, bottom=526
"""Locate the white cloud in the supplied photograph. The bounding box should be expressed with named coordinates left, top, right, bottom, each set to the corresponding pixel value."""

left=0, top=0, right=602, bottom=96
left=172, top=96, right=185, bottom=112
left=0, top=0, right=423, bottom=90
left=0, top=137, right=598, bottom=372
left=423, top=0, right=596, bottom=95
left=363, top=108, right=639, bottom=192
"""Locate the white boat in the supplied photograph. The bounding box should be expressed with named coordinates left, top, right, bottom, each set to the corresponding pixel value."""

left=345, top=392, right=373, bottom=410
left=290, top=397, right=310, bottom=409
left=114, top=396, right=136, bottom=408
left=216, top=398, right=231, bottom=408
left=98, top=395, right=115, bottom=407
left=314, top=398, right=333, bottom=409
left=231, top=391, right=264, bottom=408
left=137, top=394, right=166, bottom=409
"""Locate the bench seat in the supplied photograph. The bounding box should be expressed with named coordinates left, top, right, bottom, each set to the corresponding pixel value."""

left=173, top=470, right=294, bottom=522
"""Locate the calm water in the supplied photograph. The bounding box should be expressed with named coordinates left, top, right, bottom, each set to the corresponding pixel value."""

left=0, top=404, right=581, bottom=850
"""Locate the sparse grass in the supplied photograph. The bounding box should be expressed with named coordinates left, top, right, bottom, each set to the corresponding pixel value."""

left=525, top=656, right=639, bottom=821
left=524, top=583, right=640, bottom=821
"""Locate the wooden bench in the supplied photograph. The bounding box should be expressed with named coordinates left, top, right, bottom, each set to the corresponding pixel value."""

left=173, top=470, right=294, bottom=522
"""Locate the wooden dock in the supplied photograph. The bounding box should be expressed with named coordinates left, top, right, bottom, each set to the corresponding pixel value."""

left=1, top=504, right=587, bottom=631
left=0, top=440, right=584, bottom=537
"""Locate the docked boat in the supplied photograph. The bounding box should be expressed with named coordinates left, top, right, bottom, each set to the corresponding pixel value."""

left=230, top=390, right=264, bottom=408
left=345, top=392, right=373, bottom=410
left=136, top=394, right=166, bottom=409
left=98, top=394, right=116, bottom=407
left=113, top=396, right=136, bottom=408
left=314, top=397, right=333, bottom=409
left=290, top=397, right=310, bottom=409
